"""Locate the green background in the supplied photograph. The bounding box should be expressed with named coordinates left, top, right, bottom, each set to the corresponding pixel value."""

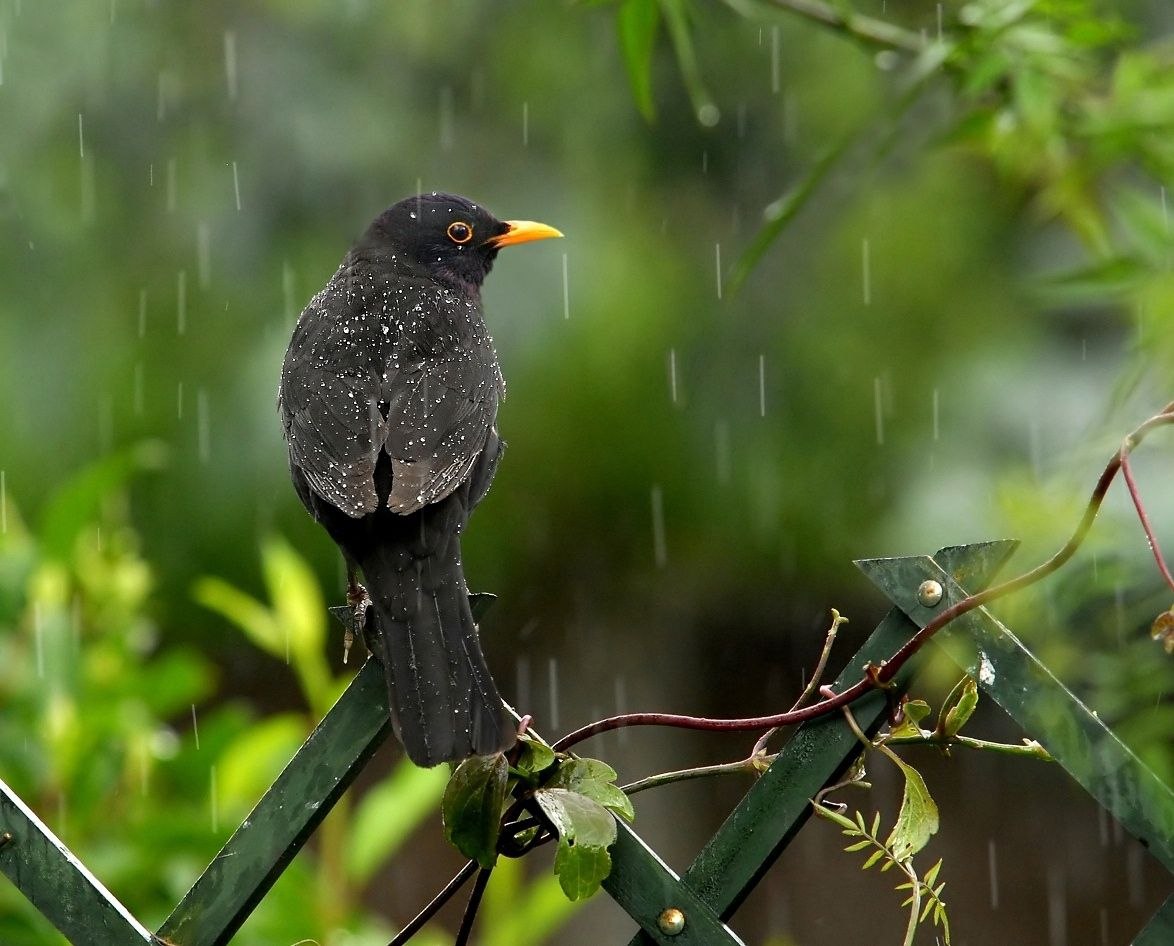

left=1, top=1, right=1172, bottom=943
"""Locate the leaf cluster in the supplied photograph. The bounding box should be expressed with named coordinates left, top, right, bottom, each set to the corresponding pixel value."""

left=442, top=736, right=635, bottom=901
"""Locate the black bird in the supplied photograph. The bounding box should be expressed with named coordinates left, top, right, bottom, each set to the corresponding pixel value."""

left=278, top=193, right=562, bottom=767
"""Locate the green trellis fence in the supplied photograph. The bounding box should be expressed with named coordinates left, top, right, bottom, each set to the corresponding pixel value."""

left=2, top=540, right=1172, bottom=944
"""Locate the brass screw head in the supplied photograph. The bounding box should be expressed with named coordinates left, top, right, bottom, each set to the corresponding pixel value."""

left=657, top=907, right=686, bottom=936
left=917, top=579, right=944, bottom=607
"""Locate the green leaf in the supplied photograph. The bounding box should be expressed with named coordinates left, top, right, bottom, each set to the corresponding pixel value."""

left=347, top=759, right=450, bottom=883
left=942, top=678, right=979, bottom=738
left=890, top=699, right=932, bottom=739
left=533, top=788, right=618, bottom=900
left=885, top=755, right=940, bottom=862
left=513, top=735, right=557, bottom=778
left=443, top=753, right=509, bottom=868
left=546, top=757, right=635, bottom=821
left=617, top=0, right=660, bottom=121
left=810, top=801, right=857, bottom=832
left=260, top=536, right=325, bottom=667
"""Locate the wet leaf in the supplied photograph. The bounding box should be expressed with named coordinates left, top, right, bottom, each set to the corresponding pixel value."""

left=890, top=698, right=932, bottom=738
left=617, top=0, right=660, bottom=122
left=443, top=753, right=509, bottom=868
left=886, top=754, right=940, bottom=862
left=513, top=734, right=557, bottom=778
left=546, top=757, right=635, bottom=821
left=533, top=787, right=618, bottom=900
left=942, top=678, right=979, bottom=737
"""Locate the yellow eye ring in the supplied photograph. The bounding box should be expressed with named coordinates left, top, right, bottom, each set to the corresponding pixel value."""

left=447, top=221, right=474, bottom=244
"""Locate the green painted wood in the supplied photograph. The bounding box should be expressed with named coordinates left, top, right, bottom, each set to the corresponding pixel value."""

left=603, top=821, right=745, bottom=945
left=857, top=554, right=1174, bottom=873
left=624, top=542, right=1017, bottom=945
left=0, top=777, right=154, bottom=946
left=157, top=658, right=392, bottom=946
left=1132, top=895, right=1174, bottom=945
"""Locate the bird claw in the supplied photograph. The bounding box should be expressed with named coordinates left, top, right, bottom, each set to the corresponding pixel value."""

left=328, top=582, right=373, bottom=665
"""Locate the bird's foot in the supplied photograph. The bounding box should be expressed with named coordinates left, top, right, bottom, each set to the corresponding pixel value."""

left=328, top=583, right=372, bottom=665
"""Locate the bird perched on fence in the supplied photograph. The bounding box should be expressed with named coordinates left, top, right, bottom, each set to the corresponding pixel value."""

left=278, top=193, right=562, bottom=767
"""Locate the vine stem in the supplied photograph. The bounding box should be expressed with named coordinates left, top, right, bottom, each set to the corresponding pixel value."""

left=552, top=403, right=1174, bottom=754
left=453, top=867, right=493, bottom=946
left=1120, top=451, right=1174, bottom=593
left=386, top=860, right=478, bottom=946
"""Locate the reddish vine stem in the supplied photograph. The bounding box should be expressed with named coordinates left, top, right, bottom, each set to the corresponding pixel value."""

left=453, top=866, right=494, bottom=946
left=1120, top=451, right=1174, bottom=593
left=553, top=403, right=1174, bottom=754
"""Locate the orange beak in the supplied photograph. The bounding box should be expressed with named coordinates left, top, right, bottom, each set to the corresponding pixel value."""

left=486, top=220, right=564, bottom=248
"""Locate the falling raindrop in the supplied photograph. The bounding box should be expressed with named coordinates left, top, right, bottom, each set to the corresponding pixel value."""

left=701, top=150, right=709, bottom=174
left=231, top=161, right=242, bottom=211
left=715, top=242, right=723, bottom=299
left=861, top=237, right=871, bottom=305
left=1161, top=186, right=1169, bottom=233
left=522, top=101, right=529, bottom=146
left=987, top=838, right=999, bottom=909
left=138, top=288, right=148, bottom=337
left=191, top=704, right=201, bottom=750
left=197, top=222, right=211, bottom=288
left=873, top=376, right=885, bottom=445
left=224, top=30, right=237, bottom=102
left=547, top=657, right=560, bottom=730
left=148, top=162, right=154, bottom=187
left=668, top=348, right=678, bottom=404
left=176, top=270, right=187, bottom=335
left=651, top=485, right=667, bottom=568
left=758, top=355, right=766, bottom=417
left=561, top=252, right=569, bottom=320
left=77, top=112, right=84, bottom=158
left=936, top=3, right=943, bottom=40
left=736, top=104, right=747, bottom=138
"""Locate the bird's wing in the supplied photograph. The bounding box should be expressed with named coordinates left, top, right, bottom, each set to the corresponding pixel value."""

left=381, top=344, right=502, bottom=514
left=278, top=280, right=387, bottom=518
left=280, top=273, right=502, bottom=519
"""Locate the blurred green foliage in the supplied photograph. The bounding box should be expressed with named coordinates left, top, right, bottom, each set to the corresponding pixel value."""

left=0, top=460, right=575, bottom=944
left=1, top=0, right=1172, bottom=942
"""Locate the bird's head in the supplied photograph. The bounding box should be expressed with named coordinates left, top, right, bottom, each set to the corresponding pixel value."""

left=365, top=192, right=562, bottom=294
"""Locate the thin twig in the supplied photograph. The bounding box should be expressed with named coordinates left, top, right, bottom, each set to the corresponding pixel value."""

left=453, top=866, right=493, bottom=946
left=884, top=731, right=1052, bottom=759
left=753, top=610, right=846, bottom=756
left=620, top=756, right=771, bottom=796
left=387, top=860, right=478, bottom=946
left=1120, top=450, right=1174, bottom=593
left=551, top=404, right=1174, bottom=754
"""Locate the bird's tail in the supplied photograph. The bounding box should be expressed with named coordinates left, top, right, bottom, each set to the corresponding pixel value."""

left=357, top=529, right=515, bottom=768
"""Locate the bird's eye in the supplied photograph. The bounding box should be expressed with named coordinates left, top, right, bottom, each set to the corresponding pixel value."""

left=447, top=221, right=473, bottom=245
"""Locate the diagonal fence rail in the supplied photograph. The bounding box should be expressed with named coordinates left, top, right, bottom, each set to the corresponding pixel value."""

left=1, top=541, right=1171, bottom=944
